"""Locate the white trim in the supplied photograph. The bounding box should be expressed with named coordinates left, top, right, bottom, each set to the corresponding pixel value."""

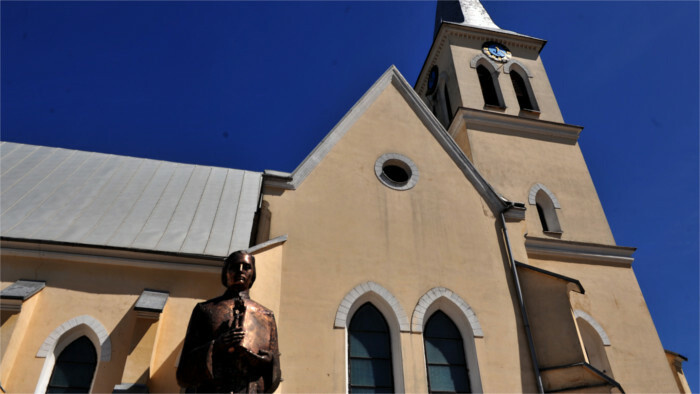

left=453, top=107, right=583, bottom=143
left=469, top=53, right=501, bottom=71
left=35, top=315, right=110, bottom=394
left=503, top=59, right=533, bottom=78
left=334, top=281, right=409, bottom=331
left=374, top=153, right=420, bottom=191
left=524, top=236, right=635, bottom=267
left=528, top=183, right=560, bottom=208
left=414, top=288, right=484, bottom=393
left=574, top=310, right=611, bottom=346
left=411, top=287, right=483, bottom=337
left=336, top=281, right=407, bottom=393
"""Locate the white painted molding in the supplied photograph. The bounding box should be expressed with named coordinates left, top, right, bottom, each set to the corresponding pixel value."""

left=528, top=183, right=561, bottom=208
left=454, top=107, right=583, bottom=143
left=469, top=53, right=500, bottom=71
left=503, top=59, right=533, bottom=78
left=525, top=236, right=635, bottom=267
left=36, top=315, right=111, bottom=361
left=574, top=310, right=611, bottom=346
left=334, top=281, right=409, bottom=332
left=411, top=287, right=483, bottom=337
left=245, top=234, right=288, bottom=254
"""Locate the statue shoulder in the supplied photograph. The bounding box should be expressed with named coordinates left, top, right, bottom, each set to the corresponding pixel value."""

left=244, top=299, right=275, bottom=317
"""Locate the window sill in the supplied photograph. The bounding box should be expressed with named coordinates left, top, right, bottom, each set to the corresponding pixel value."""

left=484, top=104, right=506, bottom=112
left=543, top=230, right=563, bottom=237
left=519, top=108, right=541, bottom=118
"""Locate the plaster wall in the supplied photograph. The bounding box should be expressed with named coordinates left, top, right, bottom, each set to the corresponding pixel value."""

left=263, top=83, right=536, bottom=392
left=0, top=254, right=222, bottom=393
left=528, top=257, right=679, bottom=393
left=461, top=126, right=615, bottom=244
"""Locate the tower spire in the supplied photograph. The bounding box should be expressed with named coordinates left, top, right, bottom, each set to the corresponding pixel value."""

left=434, top=0, right=500, bottom=37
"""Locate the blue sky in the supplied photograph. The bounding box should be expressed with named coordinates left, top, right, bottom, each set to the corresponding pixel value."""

left=2, top=1, right=698, bottom=389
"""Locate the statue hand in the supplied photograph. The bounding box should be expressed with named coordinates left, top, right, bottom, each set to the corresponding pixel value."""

left=214, top=327, right=245, bottom=352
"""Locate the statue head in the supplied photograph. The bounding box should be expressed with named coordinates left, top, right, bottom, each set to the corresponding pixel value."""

left=222, top=251, right=256, bottom=290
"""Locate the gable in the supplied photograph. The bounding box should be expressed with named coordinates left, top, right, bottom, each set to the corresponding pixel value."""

left=264, top=66, right=506, bottom=215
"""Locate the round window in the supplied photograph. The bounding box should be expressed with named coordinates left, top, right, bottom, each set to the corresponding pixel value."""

left=374, top=153, right=419, bottom=191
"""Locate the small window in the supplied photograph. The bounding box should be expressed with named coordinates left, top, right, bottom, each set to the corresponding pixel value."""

left=510, top=71, right=538, bottom=112
left=424, top=311, right=471, bottom=393
left=375, top=153, right=419, bottom=191
left=476, top=65, right=502, bottom=108
left=535, top=189, right=562, bottom=233
left=46, top=336, right=97, bottom=393
left=349, top=303, right=394, bottom=393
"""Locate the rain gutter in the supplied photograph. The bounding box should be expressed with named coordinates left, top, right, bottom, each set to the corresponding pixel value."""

left=499, top=203, right=544, bottom=394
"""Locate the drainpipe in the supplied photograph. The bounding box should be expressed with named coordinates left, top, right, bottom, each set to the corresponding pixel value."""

left=500, top=203, right=545, bottom=394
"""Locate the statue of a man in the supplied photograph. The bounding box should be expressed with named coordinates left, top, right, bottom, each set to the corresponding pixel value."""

left=177, top=251, right=281, bottom=393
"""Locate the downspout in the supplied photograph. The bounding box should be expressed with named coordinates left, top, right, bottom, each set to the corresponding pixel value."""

left=500, top=203, right=545, bottom=394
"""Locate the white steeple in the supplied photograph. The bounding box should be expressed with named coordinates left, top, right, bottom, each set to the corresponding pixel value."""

left=434, top=0, right=500, bottom=37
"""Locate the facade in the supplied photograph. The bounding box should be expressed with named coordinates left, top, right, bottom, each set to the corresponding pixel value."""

left=0, top=0, right=690, bottom=393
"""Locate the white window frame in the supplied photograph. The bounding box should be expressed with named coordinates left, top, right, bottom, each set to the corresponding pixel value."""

left=35, top=315, right=111, bottom=394
left=412, top=287, right=484, bottom=393
left=335, top=281, right=408, bottom=393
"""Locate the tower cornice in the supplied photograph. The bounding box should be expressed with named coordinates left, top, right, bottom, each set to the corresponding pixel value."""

left=448, top=107, right=583, bottom=144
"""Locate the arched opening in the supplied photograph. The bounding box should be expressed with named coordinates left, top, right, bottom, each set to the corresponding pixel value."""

left=535, top=189, right=562, bottom=233
left=46, top=336, right=97, bottom=393
left=476, top=65, right=503, bottom=108
left=424, top=311, right=471, bottom=393
left=348, top=303, right=394, bottom=393
left=577, top=318, right=614, bottom=378
left=510, top=70, right=538, bottom=112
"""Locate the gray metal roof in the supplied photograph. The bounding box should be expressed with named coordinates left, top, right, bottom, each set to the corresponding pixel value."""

left=0, top=142, right=261, bottom=257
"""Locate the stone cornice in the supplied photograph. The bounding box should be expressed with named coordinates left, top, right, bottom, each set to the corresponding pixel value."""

left=451, top=107, right=583, bottom=143
left=525, top=236, right=636, bottom=267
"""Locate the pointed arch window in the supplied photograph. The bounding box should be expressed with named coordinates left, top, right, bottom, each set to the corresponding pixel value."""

left=349, top=303, right=394, bottom=393
left=476, top=65, right=504, bottom=108
left=424, top=311, right=471, bottom=393
left=46, top=336, right=97, bottom=393
left=510, top=70, right=539, bottom=112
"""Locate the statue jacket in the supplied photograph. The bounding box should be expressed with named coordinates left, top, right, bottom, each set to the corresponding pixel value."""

left=177, top=293, right=281, bottom=393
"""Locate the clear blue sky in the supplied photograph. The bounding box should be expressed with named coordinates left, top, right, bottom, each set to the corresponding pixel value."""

left=2, top=1, right=698, bottom=389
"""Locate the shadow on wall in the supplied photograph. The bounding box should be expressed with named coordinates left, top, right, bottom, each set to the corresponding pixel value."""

left=149, top=339, right=185, bottom=393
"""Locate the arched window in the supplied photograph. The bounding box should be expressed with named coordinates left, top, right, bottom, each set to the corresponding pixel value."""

left=46, top=336, right=97, bottom=393
left=510, top=70, right=538, bottom=112
left=574, top=312, right=614, bottom=378
left=424, top=311, right=471, bottom=393
left=535, top=189, right=562, bottom=233
left=476, top=65, right=503, bottom=108
left=348, top=303, right=394, bottom=393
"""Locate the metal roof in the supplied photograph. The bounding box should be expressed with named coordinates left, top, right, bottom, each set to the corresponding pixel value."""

left=0, top=142, right=261, bottom=257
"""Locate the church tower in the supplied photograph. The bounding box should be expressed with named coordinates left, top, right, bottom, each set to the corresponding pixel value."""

left=416, top=0, right=614, bottom=245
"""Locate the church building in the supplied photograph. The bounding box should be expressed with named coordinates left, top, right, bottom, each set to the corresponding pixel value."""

left=0, top=0, right=690, bottom=392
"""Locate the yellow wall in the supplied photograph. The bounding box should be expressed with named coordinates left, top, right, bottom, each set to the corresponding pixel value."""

left=263, top=82, right=537, bottom=392
left=527, top=256, right=679, bottom=392
left=459, top=125, right=615, bottom=244
left=0, top=254, right=221, bottom=393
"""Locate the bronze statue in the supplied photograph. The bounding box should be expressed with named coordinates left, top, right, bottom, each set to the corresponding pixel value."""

left=177, top=251, right=281, bottom=393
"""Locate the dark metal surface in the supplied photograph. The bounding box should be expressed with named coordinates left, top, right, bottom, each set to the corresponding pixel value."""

left=177, top=251, right=281, bottom=393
